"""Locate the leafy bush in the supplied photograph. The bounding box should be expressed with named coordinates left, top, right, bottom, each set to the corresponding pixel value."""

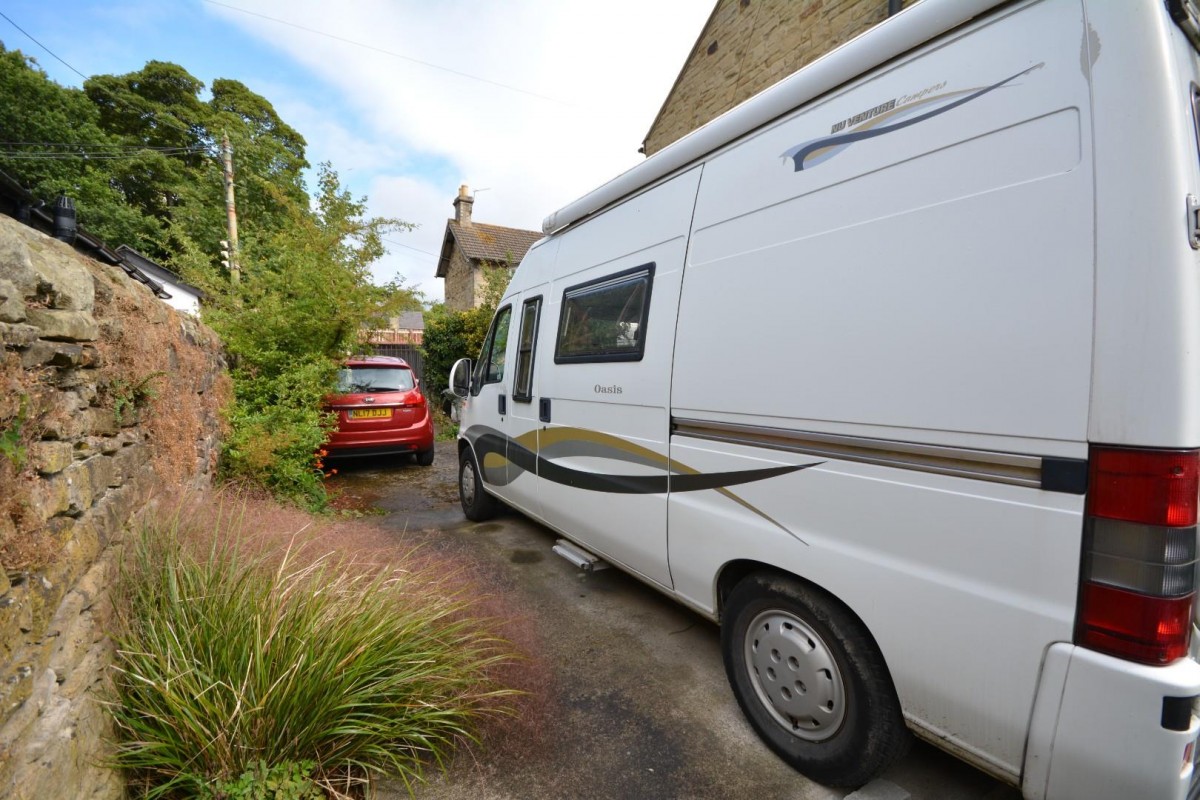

left=107, top=499, right=517, bottom=798
left=218, top=354, right=335, bottom=509
left=420, top=303, right=494, bottom=404
left=420, top=263, right=511, bottom=405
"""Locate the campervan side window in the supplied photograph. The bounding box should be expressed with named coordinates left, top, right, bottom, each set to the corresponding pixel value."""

left=554, top=264, right=655, bottom=363
left=513, top=297, right=542, bottom=402
left=472, top=305, right=511, bottom=395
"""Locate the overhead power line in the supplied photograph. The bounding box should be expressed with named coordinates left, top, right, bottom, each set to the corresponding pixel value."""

left=383, top=237, right=438, bottom=258
left=0, top=142, right=209, bottom=161
left=202, top=0, right=566, bottom=105
left=0, top=141, right=207, bottom=150
left=0, top=143, right=206, bottom=152
left=0, top=10, right=87, bottom=81
left=0, top=151, right=203, bottom=161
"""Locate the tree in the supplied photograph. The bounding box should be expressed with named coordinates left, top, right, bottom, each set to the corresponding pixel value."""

left=0, top=49, right=418, bottom=507
left=82, top=63, right=313, bottom=268
left=421, top=263, right=511, bottom=404
left=187, top=164, right=419, bottom=507
left=0, top=45, right=162, bottom=249
left=83, top=61, right=210, bottom=238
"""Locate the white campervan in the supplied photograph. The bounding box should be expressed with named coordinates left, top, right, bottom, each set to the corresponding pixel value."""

left=449, top=1, right=1200, bottom=797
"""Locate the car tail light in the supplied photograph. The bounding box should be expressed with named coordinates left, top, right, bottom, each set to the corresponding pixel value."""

left=1076, top=446, right=1199, bottom=664
left=398, top=390, right=426, bottom=409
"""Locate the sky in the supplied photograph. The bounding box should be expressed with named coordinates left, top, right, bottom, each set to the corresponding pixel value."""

left=0, top=0, right=714, bottom=303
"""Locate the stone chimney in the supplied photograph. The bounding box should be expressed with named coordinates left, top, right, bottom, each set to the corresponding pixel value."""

left=453, top=184, right=473, bottom=226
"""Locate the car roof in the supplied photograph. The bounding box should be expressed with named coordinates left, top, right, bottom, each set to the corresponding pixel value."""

left=344, top=355, right=411, bottom=368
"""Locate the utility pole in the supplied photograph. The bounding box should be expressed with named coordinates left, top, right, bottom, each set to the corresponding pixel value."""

left=221, top=132, right=241, bottom=285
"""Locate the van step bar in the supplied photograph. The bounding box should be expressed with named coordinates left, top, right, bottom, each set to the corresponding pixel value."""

left=552, top=539, right=610, bottom=572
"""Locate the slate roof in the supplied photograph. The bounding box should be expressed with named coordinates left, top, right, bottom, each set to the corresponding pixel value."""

left=116, top=245, right=205, bottom=299
left=395, top=310, right=425, bottom=331
left=436, top=220, right=541, bottom=278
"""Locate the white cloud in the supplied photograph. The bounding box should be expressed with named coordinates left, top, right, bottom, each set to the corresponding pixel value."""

left=366, top=174, right=454, bottom=301
left=202, top=0, right=711, bottom=304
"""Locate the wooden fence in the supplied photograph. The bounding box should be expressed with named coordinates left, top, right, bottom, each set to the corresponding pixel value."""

left=370, top=342, right=424, bottom=381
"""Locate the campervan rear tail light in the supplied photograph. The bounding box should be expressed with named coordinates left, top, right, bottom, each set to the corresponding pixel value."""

left=1076, top=447, right=1199, bottom=665
left=1087, top=448, right=1198, bottom=526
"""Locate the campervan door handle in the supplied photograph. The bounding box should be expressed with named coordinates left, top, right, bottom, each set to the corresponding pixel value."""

left=498, top=395, right=506, bottom=416
left=539, top=397, right=552, bottom=423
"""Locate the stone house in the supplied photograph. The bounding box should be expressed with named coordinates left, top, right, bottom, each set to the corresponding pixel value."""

left=642, top=0, right=914, bottom=157
left=435, top=185, right=541, bottom=311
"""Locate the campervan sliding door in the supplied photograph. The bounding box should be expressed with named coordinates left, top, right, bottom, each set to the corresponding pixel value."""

left=536, top=168, right=702, bottom=588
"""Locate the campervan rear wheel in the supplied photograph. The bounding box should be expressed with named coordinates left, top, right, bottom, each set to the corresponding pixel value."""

left=722, top=572, right=910, bottom=788
left=459, top=447, right=498, bottom=522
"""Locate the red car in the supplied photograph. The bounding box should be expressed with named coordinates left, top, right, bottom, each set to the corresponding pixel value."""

left=323, top=356, right=435, bottom=465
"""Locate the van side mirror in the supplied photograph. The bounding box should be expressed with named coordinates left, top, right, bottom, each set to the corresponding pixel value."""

left=450, top=357, right=473, bottom=398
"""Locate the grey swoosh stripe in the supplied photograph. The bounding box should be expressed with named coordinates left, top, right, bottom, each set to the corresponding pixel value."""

left=671, top=418, right=1086, bottom=493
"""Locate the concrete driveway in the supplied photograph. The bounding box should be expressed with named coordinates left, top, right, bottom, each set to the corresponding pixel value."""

left=329, top=441, right=1022, bottom=800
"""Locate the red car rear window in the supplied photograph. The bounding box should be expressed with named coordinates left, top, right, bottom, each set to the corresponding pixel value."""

left=336, top=367, right=415, bottom=393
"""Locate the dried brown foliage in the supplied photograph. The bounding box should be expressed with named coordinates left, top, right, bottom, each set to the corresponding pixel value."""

left=91, top=266, right=230, bottom=488
left=1, top=259, right=229, bottom=571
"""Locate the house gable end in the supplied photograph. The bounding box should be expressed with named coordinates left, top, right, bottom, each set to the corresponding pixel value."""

left=642, top=0, right=907, bottom=157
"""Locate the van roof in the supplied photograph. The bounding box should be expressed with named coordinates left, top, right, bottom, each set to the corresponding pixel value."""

left=541, top=0, right=1006, bottom=236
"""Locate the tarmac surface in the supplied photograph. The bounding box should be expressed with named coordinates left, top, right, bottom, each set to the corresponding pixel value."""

left=327, top=440, right=1023, bottom=800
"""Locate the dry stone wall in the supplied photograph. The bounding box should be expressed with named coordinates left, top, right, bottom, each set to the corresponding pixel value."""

left=0, top=214, right=228, bottom=798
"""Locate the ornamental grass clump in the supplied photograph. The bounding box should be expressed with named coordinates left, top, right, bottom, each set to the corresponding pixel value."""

left=107, top=502, right=518, bottom=798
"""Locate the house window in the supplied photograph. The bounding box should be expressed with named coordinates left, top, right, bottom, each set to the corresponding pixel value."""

left=555, top=264, right=655, bottom=363
left=472, top=305, right=511, bottom=394
left=513, top=297, right=542, bottom=402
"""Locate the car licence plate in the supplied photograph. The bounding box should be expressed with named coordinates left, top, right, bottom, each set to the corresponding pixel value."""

left=349, top=408, right=390, bottom=419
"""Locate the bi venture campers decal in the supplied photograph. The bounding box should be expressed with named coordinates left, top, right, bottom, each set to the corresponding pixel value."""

left=464, top=425, right=822, bottom=542
left=782, top=63, right=1045, bottom=172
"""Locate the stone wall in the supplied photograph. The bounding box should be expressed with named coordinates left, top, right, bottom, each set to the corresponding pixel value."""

left=643, top=0, right=915, bottom=156
left=0, top=215, right=228, bottom=799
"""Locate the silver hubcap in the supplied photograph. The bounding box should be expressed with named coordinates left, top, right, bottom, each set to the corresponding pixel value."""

left=744, top=610, right=846, bottom=741
left=461, top=458, right=477, bottom=506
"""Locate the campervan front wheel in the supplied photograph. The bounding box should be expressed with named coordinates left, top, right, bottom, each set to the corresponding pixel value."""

left=459, top=447, right=499, bottom=522
left=722, top=572, right=910, bottom=788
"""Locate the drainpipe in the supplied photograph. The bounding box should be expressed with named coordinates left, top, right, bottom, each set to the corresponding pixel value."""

left=888, top=0, right=902, bottom=15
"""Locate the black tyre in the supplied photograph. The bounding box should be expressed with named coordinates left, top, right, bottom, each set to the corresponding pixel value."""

left=458, top=447, right=498, bottom=521
left=415, top=446, right=435, bottom=467
left=721, top=572, right=910, bottom=788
